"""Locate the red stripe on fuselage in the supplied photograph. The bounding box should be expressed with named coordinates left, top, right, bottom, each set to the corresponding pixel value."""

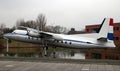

left=109, top=18, right=114, bottom=26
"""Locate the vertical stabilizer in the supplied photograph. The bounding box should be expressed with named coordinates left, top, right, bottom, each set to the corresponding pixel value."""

left=99, top=18, right=110, bottom=38
left=98, top=18, right=114, bottom=39
left=98, top=18, right=115, bottom=47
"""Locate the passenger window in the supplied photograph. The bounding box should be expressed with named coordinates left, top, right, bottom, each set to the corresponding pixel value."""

left=61, top=41, right=63, bottom=43
left=56, top=40, right=59, bottom=43
left=65, top=42, right=67, bottom=44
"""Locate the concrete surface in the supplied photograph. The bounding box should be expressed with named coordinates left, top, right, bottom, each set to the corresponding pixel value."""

left=0, top=60, right=120, bottom=71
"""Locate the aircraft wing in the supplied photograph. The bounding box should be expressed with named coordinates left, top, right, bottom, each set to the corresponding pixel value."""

left=39, top=32, right=63, bottom=41
left=18, top=26, right=63, bottom=40
left=39, top=32, right=53, bottom=38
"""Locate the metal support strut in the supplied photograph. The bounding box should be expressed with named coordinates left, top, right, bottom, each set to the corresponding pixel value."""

left=44, top=46, right=48, bottom=56
left=53, top=47, right=56, bottom=58
left=6, top=38, right=9, bottom=52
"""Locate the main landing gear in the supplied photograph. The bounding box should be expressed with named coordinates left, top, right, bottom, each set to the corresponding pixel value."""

left=43, top=46, right=48, bottom=56
left=53, top=47, right=56, bottom=58
left=41, top=39, right=56, bottom=57
left=42, top=45, right=56, bottom=58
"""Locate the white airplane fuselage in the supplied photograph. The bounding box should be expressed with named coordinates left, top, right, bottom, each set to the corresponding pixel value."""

left=3, top=18, right=116, bottom=49
left=4, top=31, right=114, bottom=49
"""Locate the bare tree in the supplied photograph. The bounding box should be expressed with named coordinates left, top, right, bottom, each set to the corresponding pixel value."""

left=0, top=23, right=6, bottom=34
left=16, top=14, right=47, bottom=31
left=45, top=25, right=54, bottom=32
left=15, top=14, right=68, bottom=34
left=53, top=25, right=68, bottom=34
left=16, top=19, right=37, bottom=29
left=25, top=20, right=37, bottom=29
left=36, top=14, right=47, bottom=31
left=45, top=25, right=68, bottom=34
left=16, top=19, right=25, bottom=27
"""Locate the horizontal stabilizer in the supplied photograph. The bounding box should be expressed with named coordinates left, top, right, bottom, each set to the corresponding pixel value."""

left=97, top=37, right=107, bottom=42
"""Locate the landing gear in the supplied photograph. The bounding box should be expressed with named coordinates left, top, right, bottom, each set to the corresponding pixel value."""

left=41, top=38, right=57, bottom=57
left=41, top=38, right=48, bottom=56
left=43, top=46, right=48, bottom=56
left=42, top=46, right=57, bottom=58
left=53, top=47, right=56, bottom=58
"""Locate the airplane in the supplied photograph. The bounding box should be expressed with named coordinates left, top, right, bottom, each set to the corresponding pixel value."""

left=3, top=18, right=116, bottom=55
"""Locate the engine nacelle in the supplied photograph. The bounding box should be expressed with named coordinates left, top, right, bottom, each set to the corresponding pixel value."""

left=12, top=30, right=27, bottom=35
left=53, top=35, right=63, bottom=41
left=28, top=31, right=40, bottom=37
left=17, top=26, right=40, bottom=37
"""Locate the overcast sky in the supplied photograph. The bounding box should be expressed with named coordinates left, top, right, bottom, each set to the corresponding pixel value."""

left=0, top=0, right=120, bottom=30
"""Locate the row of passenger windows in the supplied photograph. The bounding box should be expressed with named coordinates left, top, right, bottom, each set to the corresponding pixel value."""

left=27, top=37, right=41, bottom=40
left=54, top=40, right=72, bottom=45
left=27, top=37, right=73, bottom=45
left=28, top=37, right=72, bottom=45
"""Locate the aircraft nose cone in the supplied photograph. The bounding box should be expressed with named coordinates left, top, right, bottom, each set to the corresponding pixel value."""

left=3, top=33, right=11, bottom=39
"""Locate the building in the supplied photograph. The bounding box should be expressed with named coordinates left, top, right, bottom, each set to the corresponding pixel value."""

left=85, top=23, right=120, bottom=60
left=68, top=28, right=85, bottom=34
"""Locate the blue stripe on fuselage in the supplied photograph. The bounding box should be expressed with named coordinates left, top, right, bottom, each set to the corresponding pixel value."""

left=107, top=33, right=114, bottom=40
left=64, top=39, right=93, bottom=44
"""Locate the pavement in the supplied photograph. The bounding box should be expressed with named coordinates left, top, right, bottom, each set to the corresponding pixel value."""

left=0, top=60, right=120, bottom=71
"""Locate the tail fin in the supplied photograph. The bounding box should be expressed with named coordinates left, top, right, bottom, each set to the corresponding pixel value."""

left=98, top=18, right=115, bottom=47
left=99, top=18, right=112, bottom=38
